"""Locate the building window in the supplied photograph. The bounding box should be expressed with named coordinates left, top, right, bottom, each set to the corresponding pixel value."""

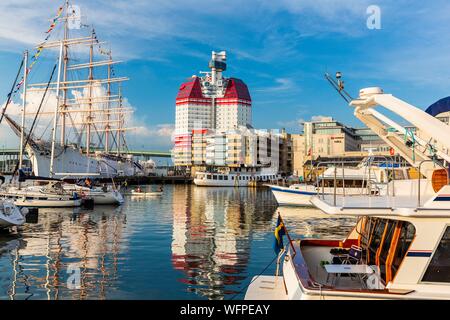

left=422, top=227, right=450, bottom=283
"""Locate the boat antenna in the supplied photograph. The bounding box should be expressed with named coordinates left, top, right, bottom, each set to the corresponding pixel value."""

left=324, top=72, right=354, bottom=103
left=0, top=58, right=25, bottom=124
left=12, top=63, right=58, bottom=177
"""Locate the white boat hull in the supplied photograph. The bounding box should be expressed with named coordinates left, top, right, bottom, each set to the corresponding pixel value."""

left=88, top=191, right=124, bottom=205
left=269, top=185, right=317, bottom=207
left=63, top=185, right=124, bottom=205
left=0, top=200, right=25, bottom=227
left=13, top=198, right=82, bottom=208
left=269, top=185, right=376, bottom=207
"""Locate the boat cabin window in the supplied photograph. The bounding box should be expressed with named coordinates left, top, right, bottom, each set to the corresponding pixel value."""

left=224, top=176, right=228, bottom=181
left=207, top=174, right=212, bottom=180
left=390, top=222, right=415, bottom=280
left=359, top=217, right=416, bottom=284
left=367, top=219, right=387, bottom=265
left=422, top=227, right=450, bottom=283
left=213, top=175, right=217, bottom=180
left=378, top=221, right=397, bottom=281
left=219, top=175, right=223, bottom=180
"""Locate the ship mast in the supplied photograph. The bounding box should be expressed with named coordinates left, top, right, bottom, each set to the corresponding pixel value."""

left=86, top=29, right=94, bottom=157
left=105, top=51, right=112, bottom=153
left=60, top=0, right=70, bottom=146
left=49, top=42, right=64, bottom=177
left=19, top=50, right=28, bottom=169
left=117, top=84, right=122, bottom=156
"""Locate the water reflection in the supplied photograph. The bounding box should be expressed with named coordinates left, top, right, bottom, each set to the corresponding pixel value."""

left=277, top=206, right=356, bottom=239
left=3, top=206, right=126, bottom=300
left=171, top=186, right=276, bottom=299
left=0, top=185, right=356, bottom=300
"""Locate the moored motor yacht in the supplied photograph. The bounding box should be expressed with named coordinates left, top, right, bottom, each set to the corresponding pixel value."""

left=246, top=85, right=450, bottom=300
left=269, top=160, right=413, bottom=207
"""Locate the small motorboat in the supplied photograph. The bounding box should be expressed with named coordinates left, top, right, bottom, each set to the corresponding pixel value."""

left=0, top=199, right=26, bottom=228
left=125, top=189, right=163, bottom=197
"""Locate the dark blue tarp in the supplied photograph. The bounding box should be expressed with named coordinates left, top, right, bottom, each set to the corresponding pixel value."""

left=425, top=96, right=450, bottom=117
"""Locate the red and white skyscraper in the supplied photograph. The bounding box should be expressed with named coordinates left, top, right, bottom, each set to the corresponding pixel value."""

left=173, top=51, right=252, bottom=166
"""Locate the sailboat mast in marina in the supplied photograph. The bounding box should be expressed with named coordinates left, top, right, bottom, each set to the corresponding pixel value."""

left=3, top=1, right=143, bottom=179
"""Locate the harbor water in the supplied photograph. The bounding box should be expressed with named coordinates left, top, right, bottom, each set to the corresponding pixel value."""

left=0, top=185, right=355, bottom=300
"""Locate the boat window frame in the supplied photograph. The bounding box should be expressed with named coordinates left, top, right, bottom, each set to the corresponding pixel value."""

left=359, top=217, right=416, bottom=285
left=390, top=221, right=416, bottom=283
left=378, top=220, right=398, bottom=282
left=420, top=225, right=450, bottom=284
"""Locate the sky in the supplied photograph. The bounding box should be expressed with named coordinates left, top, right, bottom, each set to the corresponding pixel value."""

left=0, top=0, right=450, bottom=151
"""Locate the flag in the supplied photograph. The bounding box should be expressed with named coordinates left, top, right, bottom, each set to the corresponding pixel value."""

left=273, top=214, right=286, bottom=254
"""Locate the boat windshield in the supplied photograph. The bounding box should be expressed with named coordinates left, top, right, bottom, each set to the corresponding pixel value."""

left=296, top=217, right=416, bottom=291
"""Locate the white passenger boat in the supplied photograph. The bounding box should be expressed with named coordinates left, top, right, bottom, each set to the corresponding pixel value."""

left=194, top=167, right=279, bottom=187
left=245, top=85, right=450, bottom=300
left=269, top=164, right=412, bottom=207
left=0, top=199, right=26, bottom=228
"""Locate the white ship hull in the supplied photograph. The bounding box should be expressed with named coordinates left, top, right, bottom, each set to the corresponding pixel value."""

left=27, top=143, right=143, bottom=179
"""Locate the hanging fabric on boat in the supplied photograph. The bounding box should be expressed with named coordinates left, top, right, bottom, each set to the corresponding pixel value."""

left=274, top=214, right=286, bottom=254
left=12, top=5, right=64, bottom=95
left=46, top=6, right=64, bottom=33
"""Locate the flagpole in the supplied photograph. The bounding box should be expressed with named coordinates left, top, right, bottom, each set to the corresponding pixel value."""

left=277, top=212, right=296, bottom=256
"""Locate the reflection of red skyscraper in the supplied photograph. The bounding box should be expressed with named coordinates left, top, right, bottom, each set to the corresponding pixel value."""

left=170, top=186, right=260, bottom=299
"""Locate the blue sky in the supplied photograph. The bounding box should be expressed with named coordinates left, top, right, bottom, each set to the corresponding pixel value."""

left=1, top=0, right=450, bottom=150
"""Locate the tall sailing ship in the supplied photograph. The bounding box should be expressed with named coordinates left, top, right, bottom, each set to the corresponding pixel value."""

left=3, top=1, right=143, bottom=179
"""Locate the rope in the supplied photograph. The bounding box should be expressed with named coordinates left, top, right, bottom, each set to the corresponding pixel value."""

left=228, top=252, right=280, bottom=300
left=12, top=63, right=58, bottom=177
left=0, top=59, right=24, bottom=124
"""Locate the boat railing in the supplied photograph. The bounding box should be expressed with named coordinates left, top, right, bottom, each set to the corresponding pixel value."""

left=314, top=156, right=400, bottom=206
left=417, top=159, right=449, bottom=207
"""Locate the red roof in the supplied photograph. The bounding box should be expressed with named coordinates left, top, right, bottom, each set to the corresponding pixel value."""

left=176, top=76, right=251, bottom=104
left=220, top=78, right=251, bottom=102
left=176, top=77, right=205, bottom=100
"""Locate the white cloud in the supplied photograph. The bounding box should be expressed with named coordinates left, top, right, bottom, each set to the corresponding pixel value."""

left=311, top=115, right=332, bottom=122
left=0, top=81, right=174, bottom=150
left=0, top=0, right=374, bottom=59
left=255, top=78, right=297, bottom=93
